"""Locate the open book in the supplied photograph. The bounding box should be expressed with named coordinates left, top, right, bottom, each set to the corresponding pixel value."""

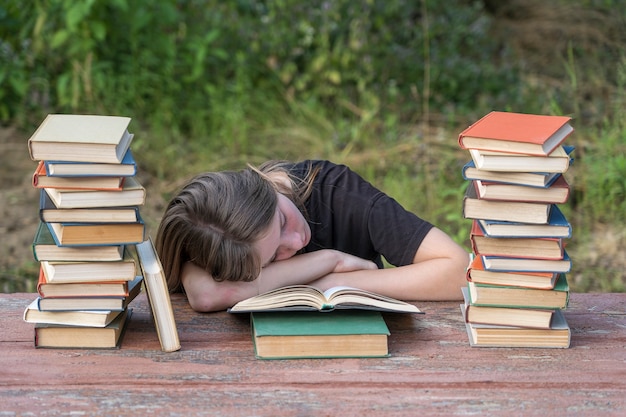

left=228, top=285, right=422, bottom=314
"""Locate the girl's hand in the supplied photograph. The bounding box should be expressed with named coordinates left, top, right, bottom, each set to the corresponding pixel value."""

left=330, top=250, right=378, bottom=273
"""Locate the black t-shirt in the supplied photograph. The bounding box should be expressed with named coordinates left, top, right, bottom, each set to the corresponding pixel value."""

left=289, top=160, right=433, bottom=268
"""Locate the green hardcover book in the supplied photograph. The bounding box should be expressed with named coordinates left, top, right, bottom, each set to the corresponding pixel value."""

left=467, top=273, right=569, bottom=310
left=251, top=310, right=390, bottom=359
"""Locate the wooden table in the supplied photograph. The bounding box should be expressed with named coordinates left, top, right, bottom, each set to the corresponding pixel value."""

left=1, top=292, right=624, bottom=416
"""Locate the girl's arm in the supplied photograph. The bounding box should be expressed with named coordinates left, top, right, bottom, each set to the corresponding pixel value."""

left=182, top=249, right=377, bottom=312
left=310, top=227, right=470, bottom=301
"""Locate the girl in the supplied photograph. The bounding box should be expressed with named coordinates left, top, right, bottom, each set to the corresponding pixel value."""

left=156, top=160, right=469, bottom=312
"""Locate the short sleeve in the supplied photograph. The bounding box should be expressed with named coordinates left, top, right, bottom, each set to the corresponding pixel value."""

left=367, top=193, right=434, bottom=266
left=300, top=160, right=433, bottom=267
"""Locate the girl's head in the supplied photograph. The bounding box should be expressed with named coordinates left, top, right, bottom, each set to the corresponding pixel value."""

left=156, top=168, right=277, bottom=292
left=156, top=162, right=314, bottom=293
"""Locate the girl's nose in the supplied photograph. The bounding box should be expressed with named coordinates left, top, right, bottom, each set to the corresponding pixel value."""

left=275, top=233, right=302, bottom=261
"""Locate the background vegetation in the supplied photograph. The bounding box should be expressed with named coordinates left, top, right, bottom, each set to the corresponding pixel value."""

left=1, top=0, right=625, bottom=292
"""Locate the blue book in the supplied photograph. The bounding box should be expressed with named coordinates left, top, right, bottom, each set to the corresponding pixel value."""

left=45, top=219, right=146, bottom=247
left=39, top=190, right=141, bottom=224
left=477, top=205, right=571, bottom=238
left=43, top=149, right=137, bottom=177
left=45, top=214, right=146, bottom=247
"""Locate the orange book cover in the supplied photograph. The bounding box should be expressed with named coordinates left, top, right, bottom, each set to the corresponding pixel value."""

left=458, top=111, right=573, bottom=156
left=465, top=255, right=557, bottom=289
left=32, top=161, right=124, bottom=190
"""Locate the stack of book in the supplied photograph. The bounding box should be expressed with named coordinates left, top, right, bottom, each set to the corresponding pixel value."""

left=229, top=285, right=423, bottom=359
left=23, top=114, right=146, bottom=349
left=458, top=111, right=574, bottom=348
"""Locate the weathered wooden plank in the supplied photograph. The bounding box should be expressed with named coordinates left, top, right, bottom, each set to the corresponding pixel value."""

left=1, top=385, right=624, bottom=417
left=1, top=292, right=624, bottom=416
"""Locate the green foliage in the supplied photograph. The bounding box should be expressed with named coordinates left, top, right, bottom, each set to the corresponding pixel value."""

left=1, top=0, right=625, bottom=292
left=3, top=0, right=623, bottom=138
left=1, top=0, right=522, bottom=131
left=580, top=129, right=626, bottom=223
left=0, top=261, right=39, bottom=293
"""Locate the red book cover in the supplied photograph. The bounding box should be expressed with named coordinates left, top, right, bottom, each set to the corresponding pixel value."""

left=32, top=160, right=124, bottom=191
left=459, top=111, right=573, bottom=156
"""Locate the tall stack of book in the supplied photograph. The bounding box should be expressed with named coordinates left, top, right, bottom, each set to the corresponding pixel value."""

left=458, top=111, right=574, bottom=348
left=23, top=114, right=146, bottom=349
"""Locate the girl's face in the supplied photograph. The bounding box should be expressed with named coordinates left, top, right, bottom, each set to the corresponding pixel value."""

left=254, top=193, right=311, bottom=267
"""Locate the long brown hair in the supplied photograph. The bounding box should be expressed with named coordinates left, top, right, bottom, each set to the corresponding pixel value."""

left=156, top=161, right=318, bottom=293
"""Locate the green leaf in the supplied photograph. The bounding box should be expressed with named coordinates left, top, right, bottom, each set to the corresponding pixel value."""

left=204, top=29, right=220, bottom=44
left=212, top=49, right=228, bottom=60
left=92, top=21, right=107, bottom=41
left=51, top=30, right=69, bottom=49
left=56, top=73, right=71, bottom=106
left=66, top=3, right=88, bottom=29
left=326, top=70, right=341, bottom=85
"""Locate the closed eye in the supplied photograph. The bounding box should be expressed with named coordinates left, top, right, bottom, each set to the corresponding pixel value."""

left=261, top=211, right=282, bottom=268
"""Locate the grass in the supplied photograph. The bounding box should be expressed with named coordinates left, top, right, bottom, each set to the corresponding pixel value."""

left=136, top=100, right=626, bottom=294
left=2, top=111, right=625, bottom=293
left=1, top=263, right=39, bottom=293
left=1, top=0, right=625, bottom=293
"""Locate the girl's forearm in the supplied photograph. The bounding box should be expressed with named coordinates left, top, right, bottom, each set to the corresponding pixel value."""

left=257, top=249, right=374, bottom=292
left=311, top=253, right=469, bottom=301
left=184, top=249, right=377, bottom=312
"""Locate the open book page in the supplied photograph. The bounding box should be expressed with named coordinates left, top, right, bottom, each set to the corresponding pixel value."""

left=229, top=285, right=327, bottom=311
left=322, top=286, right=422, bottom=313
left=229, top=285, right=422, bottom=314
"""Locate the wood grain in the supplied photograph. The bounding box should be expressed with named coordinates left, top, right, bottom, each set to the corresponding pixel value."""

left=1, top=292, right=624, bottom=416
